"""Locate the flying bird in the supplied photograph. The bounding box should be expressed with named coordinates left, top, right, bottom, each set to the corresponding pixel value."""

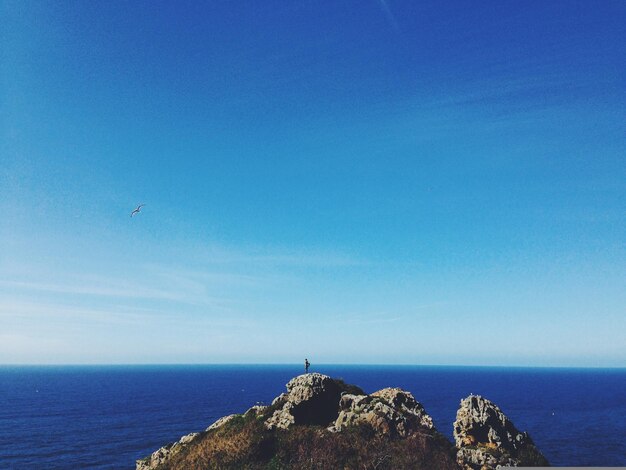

left=130, top=204, right=145, bottom=217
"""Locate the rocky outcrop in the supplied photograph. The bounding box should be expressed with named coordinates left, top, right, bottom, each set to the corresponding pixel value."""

left=454, top=394, right=548, bottom=469
left=137, top=413, right=243, bottom=470
left=265, top=373, right=346, bottom=429
left=136, top=432, right=201, bottom=470
left=456, top=446, right=518, bottom=470
left=244, top=405, right=268, bottom=418
left=330, top=388, right=434, bottom=437
left=137, top=375, right=548, bottom=470
left=372, top=388, right=434, bottom=430
left=206, top=413, right=238, bottom=431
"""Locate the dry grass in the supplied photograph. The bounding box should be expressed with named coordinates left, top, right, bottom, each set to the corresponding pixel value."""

left=159, top=415, right=459, bottom=470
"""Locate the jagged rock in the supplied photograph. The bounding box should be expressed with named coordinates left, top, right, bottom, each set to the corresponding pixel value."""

left=330, top=388, right=434, bottom=437
left=454, top=394, right=548, bottom=469
left=456, top=446, right=517, bottom=469
left=271, top=392, right=288, bottom=407
left=244, top=405, right=268, bottom=417
left=454, top=395, right=527, bottom=451
left=177, top=432, right=200, bottom=444
left=265, top=373, right=345, bottom=429
left=136, top=432, right=201, bottom=470
left=136, top=376, right=548, bottom=470
left=372, top=388, right=434, bottom=430
left=206, top=413, right=238, bottom=431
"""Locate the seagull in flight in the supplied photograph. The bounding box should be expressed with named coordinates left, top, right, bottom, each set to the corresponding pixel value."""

left=130, top=204, right=145, bottom=217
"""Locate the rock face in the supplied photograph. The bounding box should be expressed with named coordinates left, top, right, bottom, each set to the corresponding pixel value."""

left=330, top=388, right=434, bottom=437
left=454, top=394, right=549, bottom=469
left=265, top=373, right=345, bottom=429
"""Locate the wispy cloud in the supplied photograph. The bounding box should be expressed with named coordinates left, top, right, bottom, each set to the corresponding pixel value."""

left=3, top=279, right=182, bottom=300
left=0, top=243, right=372, bottom=335
left=331, top=302, right=447, bottom=326
left=0, top=333, right=68, bottom=356
left=241, top=252, right=368, bottom=268
left=0, top=298, right=255, bottom=328
left=0, top=257, right=273, bottom=306
left=145, top=265, right=271, bottom=289
left=183, top=244, right=370, bottom=268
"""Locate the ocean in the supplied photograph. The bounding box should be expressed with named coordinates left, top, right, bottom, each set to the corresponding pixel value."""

left=0, top=365, right=625, bottom=468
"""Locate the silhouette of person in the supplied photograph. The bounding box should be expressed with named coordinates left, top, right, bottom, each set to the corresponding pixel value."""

left=305, top=358, right=310, bottom=373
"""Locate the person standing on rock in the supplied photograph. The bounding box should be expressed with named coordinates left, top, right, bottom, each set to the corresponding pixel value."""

left=304, top=358, right=310, bottom=373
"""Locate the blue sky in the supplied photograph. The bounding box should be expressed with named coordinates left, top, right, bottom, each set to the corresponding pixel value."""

left=1, top=0, right=624, bottom=366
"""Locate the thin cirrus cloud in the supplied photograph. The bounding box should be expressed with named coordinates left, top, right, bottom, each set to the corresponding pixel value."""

left=333, top=302, right=448, bottom=326
left=1, top=279, right=220, bottom=305
left=0, top=299, right=255, bottom=329
left=0, top=247, right=366, bottom=305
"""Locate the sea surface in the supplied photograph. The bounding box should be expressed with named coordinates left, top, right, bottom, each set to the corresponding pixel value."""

left=1, top=365, right=625, bottom=469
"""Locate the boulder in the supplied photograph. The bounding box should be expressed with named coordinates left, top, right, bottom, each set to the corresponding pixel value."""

left=330, top=388, right=434, bottom=437
left=371, top=388, right=434, bottom=430
left=265, top=373, right=345, bottom=429
left=454, top=394, right=548, bottom=469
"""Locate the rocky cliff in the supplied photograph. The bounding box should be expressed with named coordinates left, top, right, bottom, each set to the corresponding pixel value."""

left=137, top=373, right=547, bottom=470
left=453, top=394, right=549, bottom=469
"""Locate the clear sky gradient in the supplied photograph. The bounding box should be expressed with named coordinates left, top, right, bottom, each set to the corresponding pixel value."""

left=1, top=0, right=625, bottom=366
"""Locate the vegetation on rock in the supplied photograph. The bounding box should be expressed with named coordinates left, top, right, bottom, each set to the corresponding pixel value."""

left=138, top=374, right=548, bottom=470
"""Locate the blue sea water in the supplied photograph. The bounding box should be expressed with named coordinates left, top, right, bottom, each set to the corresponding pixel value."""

left=0, top=365, right=625, bottom=469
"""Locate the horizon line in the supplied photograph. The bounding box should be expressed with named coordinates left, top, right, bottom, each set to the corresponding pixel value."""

left=1, top=362, right=625, bottom=370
